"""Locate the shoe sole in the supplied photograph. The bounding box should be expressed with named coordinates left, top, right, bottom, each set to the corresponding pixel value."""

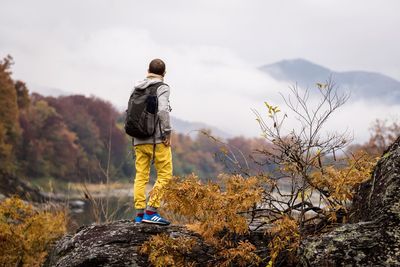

left=142, top=219, right=170, bottom=226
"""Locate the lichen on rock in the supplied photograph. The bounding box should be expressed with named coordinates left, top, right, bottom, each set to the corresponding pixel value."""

left=299, top=136, right=400, bottom=266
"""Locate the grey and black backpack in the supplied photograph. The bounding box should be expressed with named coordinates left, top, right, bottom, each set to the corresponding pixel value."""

left=124, top=82, right=166, bottom=138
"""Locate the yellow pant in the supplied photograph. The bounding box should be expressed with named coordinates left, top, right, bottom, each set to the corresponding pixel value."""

left=133, top=143, right=173, bottom=210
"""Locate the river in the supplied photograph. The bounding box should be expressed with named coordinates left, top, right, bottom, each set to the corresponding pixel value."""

left=65, top=184, right=153, bottom=231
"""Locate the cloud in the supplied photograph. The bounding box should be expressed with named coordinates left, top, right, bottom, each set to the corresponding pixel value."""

left=1, top=24, right=288, bottom=137
left=4, top=24, right=400, bottom=143
left=2, top=0, right=400, bottom=79
left=258, top=87, right=400, bottom=144
left=1, top=0, right=399, bottom=144
left=326, top=100, right=400, bottom=142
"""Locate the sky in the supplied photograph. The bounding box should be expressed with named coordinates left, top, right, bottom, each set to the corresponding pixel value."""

left=1, top=0, right=399, bottom=142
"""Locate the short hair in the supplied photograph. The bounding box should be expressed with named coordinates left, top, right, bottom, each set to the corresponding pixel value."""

left=148, top=59, right=166, bottom=76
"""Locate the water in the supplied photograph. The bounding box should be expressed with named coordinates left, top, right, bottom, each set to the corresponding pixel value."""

left=68, top=196, right=135, bottom=231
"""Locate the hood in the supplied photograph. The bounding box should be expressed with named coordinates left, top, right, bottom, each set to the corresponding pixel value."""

left=134, top=74, right=164, bottom=90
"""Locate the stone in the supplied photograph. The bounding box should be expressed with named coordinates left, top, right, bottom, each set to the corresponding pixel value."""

left=44, top=220, right=268, bottom=267
left=299, top=136, right=400, bottom=266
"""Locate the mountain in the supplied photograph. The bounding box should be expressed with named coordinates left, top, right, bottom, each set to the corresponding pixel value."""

left=260, top=59, right=400, bottom=103
left=32, top=86, right=70, bottom=97
left=171, top=117, right=231, bottom=139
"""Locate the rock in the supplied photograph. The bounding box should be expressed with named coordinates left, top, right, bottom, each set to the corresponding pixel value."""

left=44, top=220, right=268, bottom=267
left=45, top=222, right=192, bottom=267
left=299, top=136, right=400, bottom=266
left=68, top=200, right=86, bottom=213
left=0, top=171, right=48, bottom=202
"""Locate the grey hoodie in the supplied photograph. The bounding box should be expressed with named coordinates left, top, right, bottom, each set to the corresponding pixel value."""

left=132, top=75, right=172, bottom=146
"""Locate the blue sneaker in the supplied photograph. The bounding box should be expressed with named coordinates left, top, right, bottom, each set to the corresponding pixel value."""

left=142, top=213, right=170, bottom=225
left=134, top=216, right=143, bottom=223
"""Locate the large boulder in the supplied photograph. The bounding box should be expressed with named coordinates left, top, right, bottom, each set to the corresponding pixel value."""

left=299, top=136, right=400, bottom=266
left=44, top=221, right=267, bottom=267
left=44, top=222, right=197, bottom=267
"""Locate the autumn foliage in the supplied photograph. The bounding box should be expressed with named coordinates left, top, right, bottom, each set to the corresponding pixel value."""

left=310, top=152, right=377, bottom=215
left=350, top=119, right=400, bottom=156
left=0, top=197, right=66, bottom=267
left=163, top=175, right=263, bottom=240
left=0, top=56, right=20, bottom=173
left=140, top=156, right=375, bottom=266
left=267, top=216, right=300, bottom=266
left=171, top=131, right=273, bottom=179
left=17, top=93, right=131, bottom=182
left=141, top=174, right=263, bottom=266
left=140, top=234, right=197, bottom=267
left=0, top=56, right=131, bottom=183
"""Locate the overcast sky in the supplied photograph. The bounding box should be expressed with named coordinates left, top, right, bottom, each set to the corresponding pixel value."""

left=1, top=0, right=399, bottom=142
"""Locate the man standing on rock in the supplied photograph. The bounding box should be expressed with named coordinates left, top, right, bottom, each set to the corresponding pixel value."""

left=128, top=59, right=173, bottom=225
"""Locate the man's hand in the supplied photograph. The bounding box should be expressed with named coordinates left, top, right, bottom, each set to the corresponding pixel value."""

left=163, top=134, right=171, bottom=147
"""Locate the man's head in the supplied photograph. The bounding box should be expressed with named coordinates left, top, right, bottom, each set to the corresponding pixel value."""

left=148, top=59, right=166, bottom=77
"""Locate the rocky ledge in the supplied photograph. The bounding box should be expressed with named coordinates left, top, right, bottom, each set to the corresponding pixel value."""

left=44, top=221, right=267, bottom=267
left=45, top=223, right=190, bottom=267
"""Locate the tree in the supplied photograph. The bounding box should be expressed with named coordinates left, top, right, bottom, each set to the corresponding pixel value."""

left=349, top=119, right=400, bottom=156
left=0, top=55, right=20, bottom=173
left=250, top=80, right=377, bottom=265
left=18, top=99, right=82, bottom=180
left=253, top=80, right=352, bottom=228
left=170, top=131, right=225, bottom=179
left=14, top=80, right=30, bottom=110
left=46, top=94, right=133, bottom=182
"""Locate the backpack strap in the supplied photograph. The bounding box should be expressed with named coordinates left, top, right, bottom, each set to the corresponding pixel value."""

left=147, top=82, right=167, bottom=164
left=147, top=82, right=167, bottom=95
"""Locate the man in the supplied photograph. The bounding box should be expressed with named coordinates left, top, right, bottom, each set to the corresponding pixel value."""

left=133, top=59, right=173, bottom=225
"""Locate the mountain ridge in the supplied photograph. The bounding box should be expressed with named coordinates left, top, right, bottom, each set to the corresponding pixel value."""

left=260, top=58, right=400, bottom=103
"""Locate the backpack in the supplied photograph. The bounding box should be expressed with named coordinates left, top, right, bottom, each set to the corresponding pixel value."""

left=124, top=82, right=166, bottom=138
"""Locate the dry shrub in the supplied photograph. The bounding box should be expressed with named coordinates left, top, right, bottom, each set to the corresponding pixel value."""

left=310, top=151, right=377, bottom=221
left=267, top=216, right=300, bottom=266
left=163, top=174, right=263, bottom=242
left=219, top=240, right=261, bottom=267
left=140, top=234, right=196, bottom=267
left=0, top=196, right=66, bottom=267
left=141, top=174, right=263, bottom=266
